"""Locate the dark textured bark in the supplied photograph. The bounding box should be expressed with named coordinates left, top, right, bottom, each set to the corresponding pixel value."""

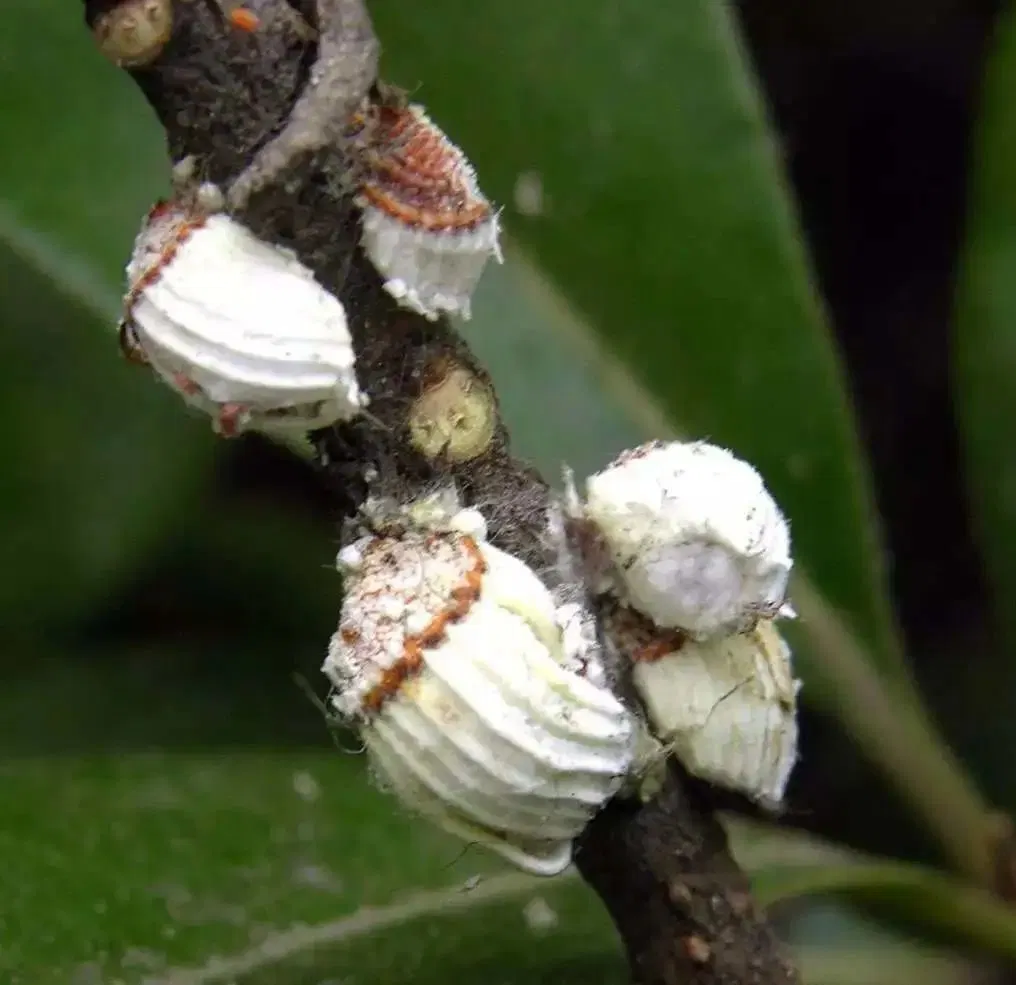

left=80, top=2, right=800, bottom=983
left=576, top=763, right=800, bottom=985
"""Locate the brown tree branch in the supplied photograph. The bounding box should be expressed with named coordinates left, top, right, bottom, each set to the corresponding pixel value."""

left=80, top=2, right=801, bottom=982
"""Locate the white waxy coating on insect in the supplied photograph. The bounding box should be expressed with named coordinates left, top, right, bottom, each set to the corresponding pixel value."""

left=355, top=104, right=502, bottom=322
left=584, top=440, right=792, bottom=638
left=366, top=735, right=575, bottom=877
left=629, top=618, right=799, bottom=808
left=359, top=206, right=502, bottom=321
left=322, top=529, right=635, bottom=876
left=554, top=601, right=610, bottom=690
left=125, top=207, right=362, bottom=434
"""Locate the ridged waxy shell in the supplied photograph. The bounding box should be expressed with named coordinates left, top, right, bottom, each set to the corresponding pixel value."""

left=122, top=202, right=362, bottom=436
left=322, top=528, right=635, bottom=875
left=354, top=104, right=501, bottom=321
left=583, top=440, right=792, bottom=639
left=606, top=603, right=799, bottom=808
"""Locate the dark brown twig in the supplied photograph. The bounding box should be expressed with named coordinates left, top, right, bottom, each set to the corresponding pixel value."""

left=80, top=2, right=801, bottom=982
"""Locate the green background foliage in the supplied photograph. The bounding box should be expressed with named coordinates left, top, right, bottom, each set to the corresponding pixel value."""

left=4, top=0, right=1016, bottom=981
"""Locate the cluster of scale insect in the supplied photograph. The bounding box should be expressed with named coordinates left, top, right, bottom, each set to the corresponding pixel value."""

left=98, top=0, right=805, bottom=855
left=106, top=5, right=500, bottom=434
left=570, top=440, right=801, bottom=807
left=603, top=598, right=799, bottom=808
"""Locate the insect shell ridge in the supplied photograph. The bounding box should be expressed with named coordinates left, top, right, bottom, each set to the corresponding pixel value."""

left=131, top=305, right=354, bottom=432
left=323, top=527, right=636, bottom=874
left=375, top=644, right=614, bottom=817
left=132, top=296, right=347, bottom=399
left=124, top=200, right=363, bottom=434
left=369, top=693, right=600, bottom=840
left=364, top=731, right=574, bottom=876
left=143, top=215, right=359, bottom=362
left=583, top=439, right=792, bottom=638
left=472, top=540, right=563, bottom=656
left=628, top=617, right=799, bottom=806
left=355, top=102, right=502, bottom=321
left=409, top=603, right=635, bottom=782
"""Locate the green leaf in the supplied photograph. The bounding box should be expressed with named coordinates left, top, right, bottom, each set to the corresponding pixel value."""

left=7, top=655, right=1016, bottom=985
left=463, top=244, right=649, bottom=481
left=0, top=647, right=521, bottom=984
left=0, top=2, right=214, bottom=636
left=954, top=10, right=1016, bottom=658
left=371, top=0, right=906, bottom=701
left=0, top=750, right=539, bottom=985
left=0, top=232, right=215, bottom=636
left=794, top=944, right=971, bottom=985
left=1, top=0, right=167, bottom=283
left=729, top=817, right=1016, bottom=963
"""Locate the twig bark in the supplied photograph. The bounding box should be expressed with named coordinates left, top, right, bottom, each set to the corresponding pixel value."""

left=80, top=2, right=801, bottom=982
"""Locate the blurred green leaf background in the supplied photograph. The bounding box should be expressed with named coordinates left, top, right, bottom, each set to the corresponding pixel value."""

left=5, top=0, right=1016, bottom=982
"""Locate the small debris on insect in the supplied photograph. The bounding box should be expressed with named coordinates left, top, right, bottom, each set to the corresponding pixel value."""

left=120, top=195, right=363, bottom=437
left=554, top=601, right=609, bottom=690
left=605, top=601, right=799, bottom=808
left=580, top=440, right=793, bottom=639
left=323, top=522, right=635, bottom=876
left=353, top=103, right=502, bottom=320
left=90, top=0, right=173, bottom=68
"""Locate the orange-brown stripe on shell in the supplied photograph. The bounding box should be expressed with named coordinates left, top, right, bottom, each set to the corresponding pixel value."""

left=631, top=634, right=686, bottom=664
left=360, top=534, right=488, bottom=714
left=371, top=106, right=466, bottom=191
left=604, top=598, right=686, bottom=664
left=127, top=215, right=208, bottom=306
left=119, top=206, right=209, bottom=378
left=122, top=211, right=209, bottom=352
left=358, top=105, right=493, bottom=234
left=145, top=199, right=174, bottom=223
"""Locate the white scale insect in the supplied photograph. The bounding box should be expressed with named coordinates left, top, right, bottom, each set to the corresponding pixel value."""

left=603, top=602, right=799, bottom=808
left=120, top=176, right=363, bottom=438
left=579, top=440, right=794, bottom=640
left=322, top=502, right=635, bottom=875
left=352, top=102, right=502, bottom=322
